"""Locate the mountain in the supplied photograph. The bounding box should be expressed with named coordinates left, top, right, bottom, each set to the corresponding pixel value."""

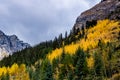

left=0, top=30, right=30, bottom=60
left=0, top=0, right=120, bottom=80
left=74, top=0, right=120, bottom=29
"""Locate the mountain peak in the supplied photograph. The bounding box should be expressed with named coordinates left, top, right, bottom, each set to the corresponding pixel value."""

left=0, top=30, right=30, bottom=60
left=101, top=0, right=117, bottom=2
left=74, top=0, right=120, bottom=29
left=10, top=35, right=19, bottom=41
left=0, top=30, right=5, bottom=36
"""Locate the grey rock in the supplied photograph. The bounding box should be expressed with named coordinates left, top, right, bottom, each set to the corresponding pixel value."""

left=0, top=30, right=30, bottom=60
left=74, top=0, right=120, bottom=30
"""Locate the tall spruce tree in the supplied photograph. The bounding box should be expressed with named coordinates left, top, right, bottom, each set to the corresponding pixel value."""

left=74, top=47, right=88, bottom=80
left=94, top=53, right=104, bottom=79
left=58, top=47, right=66, bottom=80
left=40, top=59, right=53, bottom=80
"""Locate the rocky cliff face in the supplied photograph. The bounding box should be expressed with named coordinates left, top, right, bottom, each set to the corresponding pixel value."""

left=74, top=0, right=120, bottom=29
left=0, top=30, right=30, bottom=60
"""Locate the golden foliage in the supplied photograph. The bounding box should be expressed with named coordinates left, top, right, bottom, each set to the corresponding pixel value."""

left=48, top=43, right=80, bottom=62
left=87, top=56, right=94, bottom=68
left=47, top=19, right=120, bottom=62
left=80, top=19, right=120, bottom=51
left=0, top=66, right=7, bottom=76
left=0, top=63, right=30, bottom=80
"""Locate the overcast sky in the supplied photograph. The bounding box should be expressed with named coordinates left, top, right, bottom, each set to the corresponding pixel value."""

left=0, top=0, right=100, bottom=45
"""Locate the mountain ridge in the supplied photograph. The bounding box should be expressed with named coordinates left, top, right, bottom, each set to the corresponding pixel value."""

left=0, top=30, right=30, bottom=60
left=0, top=0, right=120, bottom=80
left=74, top=0, right=120, bottom=30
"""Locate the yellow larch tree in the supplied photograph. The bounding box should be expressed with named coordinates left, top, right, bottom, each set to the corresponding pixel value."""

left=47, top=19, right=120, bottom=62
left=0, top=63, right=30, bottom=80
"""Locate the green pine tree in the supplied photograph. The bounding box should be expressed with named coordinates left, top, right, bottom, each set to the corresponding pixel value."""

left=40, top=59, right=53, bottom=80
left=94, top=53, right=104, bottom=80
left=74, top=47, right=88, bottom=80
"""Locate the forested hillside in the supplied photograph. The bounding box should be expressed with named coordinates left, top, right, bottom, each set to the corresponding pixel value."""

left=0, top=19, right=120, bottom=80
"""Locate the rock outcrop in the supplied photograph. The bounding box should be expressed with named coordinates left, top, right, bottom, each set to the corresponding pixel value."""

left=0, top=30, right=30, bottom=60
left=74, top=0, right=120, bottom=29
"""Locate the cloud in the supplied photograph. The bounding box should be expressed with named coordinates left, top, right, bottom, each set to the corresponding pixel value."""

left=0, top=0, right=101, bottom=45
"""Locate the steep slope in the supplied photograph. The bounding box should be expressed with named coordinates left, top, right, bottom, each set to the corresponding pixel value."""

left=48, top=19, right=120, bottom=61
left=0, top=30, right=30, bottom=60
left=74, top=0, right=120, bottom=29
left=47, top=19, right=120, bottom=80
left=0, top=19, right=119, bottom=80
left=0, top=0, right=120, bottom=80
